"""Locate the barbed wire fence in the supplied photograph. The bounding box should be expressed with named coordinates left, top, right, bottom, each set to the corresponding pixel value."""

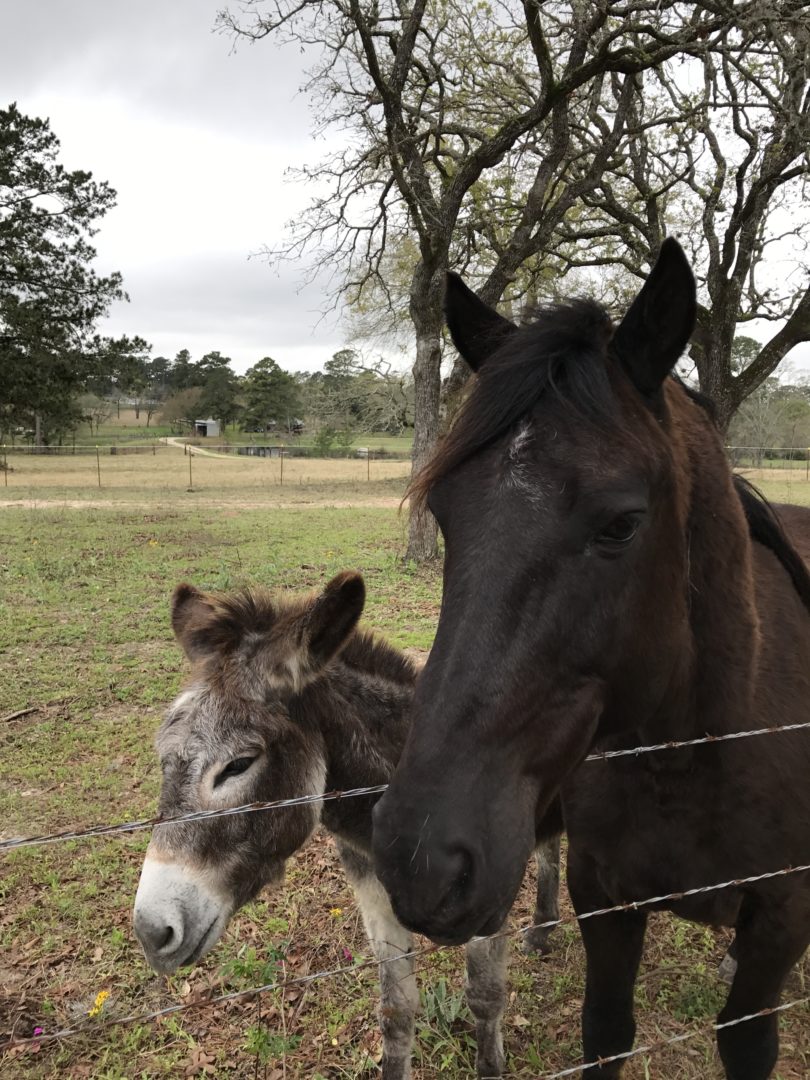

left=4, top=719, right=810, bottom=1071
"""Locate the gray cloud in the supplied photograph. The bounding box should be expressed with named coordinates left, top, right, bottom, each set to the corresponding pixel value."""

left=101, top=252, right=343, bottom=372
left=1, top=0, right=314, bottom=141
left=0, top=1, right=355, bottom=373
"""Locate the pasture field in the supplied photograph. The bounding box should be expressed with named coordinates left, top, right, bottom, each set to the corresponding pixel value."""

left=0, top=446, right=412, bottom=509
left=1, top=486, right=810, bottom=1078
left=58, top=410, right=415, bottom=455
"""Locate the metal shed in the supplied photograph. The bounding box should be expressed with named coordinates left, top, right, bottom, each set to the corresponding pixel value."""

left=194, top=418, right=220, bottom=438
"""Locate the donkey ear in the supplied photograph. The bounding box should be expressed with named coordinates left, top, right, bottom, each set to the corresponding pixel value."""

left=444, top=272, right=517, bottom=371
left=611, top=238, right=696, bottom=397
left=171, top=583, right=218, bottom=660
left=304, top=572, right=366, bottom=667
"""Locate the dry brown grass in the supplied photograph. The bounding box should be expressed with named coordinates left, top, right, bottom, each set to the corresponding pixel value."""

left=1, top=447, right=411, bottom=508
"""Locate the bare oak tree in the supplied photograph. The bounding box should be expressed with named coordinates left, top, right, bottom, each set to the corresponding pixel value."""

left=220, top=1, right=758, bottom=559
left=537, top=6, right=810, bottom=431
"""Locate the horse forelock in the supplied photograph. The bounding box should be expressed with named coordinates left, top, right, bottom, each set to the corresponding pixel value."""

left=410, top=298, right=616, bottom=508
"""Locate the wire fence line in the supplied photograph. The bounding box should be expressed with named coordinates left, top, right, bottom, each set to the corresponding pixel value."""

left=4, top=859, right=810, bottom=1057
left=5, top=719, right=810, bottom=1065
left=5, top=719, right=810, bottom=854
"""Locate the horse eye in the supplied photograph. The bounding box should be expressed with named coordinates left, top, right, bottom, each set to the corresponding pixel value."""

left=596, top=513, right=641, bottom=548
left=214, top=756, right=258, bottom=788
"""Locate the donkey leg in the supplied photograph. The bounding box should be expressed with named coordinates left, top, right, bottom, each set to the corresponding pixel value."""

left=465, top=929, right=509, bottom=1077
left=522, top=834, right=561, bottom=955
left=340, top=845, right=419, bottom=1080
left=718, top=935, right=739, bottom=986
left=716, top=902, right=809, bottom=1080
left=568, top=853, right=647, bottom=1077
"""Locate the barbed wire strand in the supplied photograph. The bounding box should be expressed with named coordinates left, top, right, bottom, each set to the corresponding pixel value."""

left=5, top=720, right=810, bottom=854
left=581, top=720, right=810, bottom=763
left=4, top=858, right=810, bottom=1055
left=0, top=785, right=389, bottom=853
left=537, top=996, right=809, bottom=1080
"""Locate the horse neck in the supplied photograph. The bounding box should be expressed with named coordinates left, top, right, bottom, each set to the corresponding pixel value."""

left=665, top=391, right=761, bottom=736
left=292, top=636, right=417, bottom=792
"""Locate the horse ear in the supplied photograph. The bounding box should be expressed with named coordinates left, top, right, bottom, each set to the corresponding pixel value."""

left=171, top=583, right=218, bottom=660
left=444, top=272, right=517, bottom=371
left=304, top=572, right=366, bottom=668
left=611, top=238, right=696, bottom=397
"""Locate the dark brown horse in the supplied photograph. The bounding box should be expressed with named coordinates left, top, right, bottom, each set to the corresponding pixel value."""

left=132, top=574, right=559, bottom=1078
left=372, top=240, right=810, bottom=1079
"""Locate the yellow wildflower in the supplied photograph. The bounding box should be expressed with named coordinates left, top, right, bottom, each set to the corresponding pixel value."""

left=88, top=989, right=110, bottom=1018
left=329, top=907, right=343, bottom=918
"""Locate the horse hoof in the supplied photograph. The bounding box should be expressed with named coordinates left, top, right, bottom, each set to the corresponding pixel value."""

left=718, top=951, right=738, bottom=985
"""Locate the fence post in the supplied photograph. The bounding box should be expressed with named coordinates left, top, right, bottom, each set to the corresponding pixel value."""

left=96, top=446, right=101, bottom=488
left=2, top=445, right=7, bottom=487
left=367, top=451, right=371, bottom=482
left=280, top=445, right=284, bottom=486
left=806, top=450, right=809, bottom=482
left=188, top=447, right=194, bottom=491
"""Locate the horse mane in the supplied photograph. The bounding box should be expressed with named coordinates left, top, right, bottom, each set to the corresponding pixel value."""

left=732, top=475, right=810, bottom=614
left=679, top=383, right=810, bottom=614
left=409, top=299, right=614, bottom=508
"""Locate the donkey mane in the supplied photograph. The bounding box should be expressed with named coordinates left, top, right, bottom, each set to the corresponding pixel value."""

left=339, top=629, right=419, bottom=685
left=187, top=586, right=419, bottom=683
left=410, top=298, right=614, bottom=508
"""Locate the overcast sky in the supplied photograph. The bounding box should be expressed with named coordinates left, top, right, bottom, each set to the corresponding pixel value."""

left=3, top=3, right=808, bottom=378
left=1, top=0, right=349, bottom=374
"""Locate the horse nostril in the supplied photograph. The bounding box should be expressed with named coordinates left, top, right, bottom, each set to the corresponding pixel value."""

left=437, top=846, right=475, bottom=908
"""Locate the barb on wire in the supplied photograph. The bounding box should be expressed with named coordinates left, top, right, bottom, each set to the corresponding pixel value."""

left=4, top=859, right=810, bottom=1055
left=583, top=720, right=810, bottom=763
left=4, top=719, right=810, bottom=853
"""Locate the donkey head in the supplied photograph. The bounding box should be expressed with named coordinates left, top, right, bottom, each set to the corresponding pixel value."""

left=133, top=572, right=365, bottom=973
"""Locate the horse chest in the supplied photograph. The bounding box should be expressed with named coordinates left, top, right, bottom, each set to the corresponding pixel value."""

left=563, top=759, right=740, bottom=922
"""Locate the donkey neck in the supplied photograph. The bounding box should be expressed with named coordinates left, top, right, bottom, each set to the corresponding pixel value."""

left=290, top=633, right=417, bottom=844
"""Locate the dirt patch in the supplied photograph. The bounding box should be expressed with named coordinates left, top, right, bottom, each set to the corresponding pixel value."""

left=0, top=498, right=405, bottom=511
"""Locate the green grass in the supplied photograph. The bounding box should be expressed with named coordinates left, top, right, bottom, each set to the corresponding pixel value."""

left=2, top=500, right=810, bottom=1078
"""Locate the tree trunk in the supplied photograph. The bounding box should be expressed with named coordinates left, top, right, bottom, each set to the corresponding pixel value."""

left=34, top=412, right=42, bottom=447
left=694, top=336, right=738, bottom=438
left=406, top=269, right=444, bottom=563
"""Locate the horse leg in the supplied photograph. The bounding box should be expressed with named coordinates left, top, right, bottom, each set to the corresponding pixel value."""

left=464, top=929, right=508, bottom=1077
left=716, top=900, right=809, bottom=1080
left=522, top=834, right=561, bottom=955
left=568, top=852, right=647, bottom=1077
left=339, top=845, right=418, bottom=1080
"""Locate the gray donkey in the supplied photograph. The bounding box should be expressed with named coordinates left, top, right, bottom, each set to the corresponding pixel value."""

left=133, top=572, right=560, bottom=1078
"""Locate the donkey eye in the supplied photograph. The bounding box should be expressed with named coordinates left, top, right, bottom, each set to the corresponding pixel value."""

left=595, top=513, right=642, bottom=549
left=214, top=756, right=258, bottom=788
